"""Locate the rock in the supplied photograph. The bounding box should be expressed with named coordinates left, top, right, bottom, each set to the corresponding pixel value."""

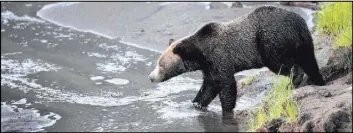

left=237, top=75, right=276, bottom=99
left=298, top=112, right=313, bottom=125
left=319, top=90, right=332, bottom=97
left=328, top=110, right=350, bottom=128
left=256, top=118, right=287, bottom=132
left=297, top=109, right=352, bottom=132
left=320, top=47, right=352, bottom=83
left=301, top=121, right=314, bottom=132
left=263, top=118, right=285, bottom=132
left=311, top=109, right=351, bottom=132
left=279, top=2, right=319, bottom=10
left=278, top=122, right=301, bottom=132
left=255, top=127, right=268, bottom=132
left=345, top=72, right=352, bottom=84
left=209, top=2, right=228, bottom=9
left=292, top=77, right=352, bottom=132
left=292, top=86, right=317, bottom=101
left=231, top=2, right=243, bottom=8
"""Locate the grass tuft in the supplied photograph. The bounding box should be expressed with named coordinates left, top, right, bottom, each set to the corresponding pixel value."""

left=247, top=71, right=299, bottom=132
left=239, top=76, right=255, bottom=89
left=245, top=76, right=255, bottom=85
left=315, top=2, right=352, bottom=49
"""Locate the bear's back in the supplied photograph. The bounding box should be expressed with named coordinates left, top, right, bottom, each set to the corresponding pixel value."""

left=246, top=6, right=309, bottom=31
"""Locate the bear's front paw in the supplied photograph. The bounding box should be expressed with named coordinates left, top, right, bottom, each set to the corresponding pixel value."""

left=192, top=102, right=208, bottom=111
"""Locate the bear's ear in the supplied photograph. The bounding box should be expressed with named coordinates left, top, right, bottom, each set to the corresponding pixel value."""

left=169, top=38, right=175, bottom=46
left=173, top=41, right=202, bottom=61
left=196, top=22, right=219, bottom=37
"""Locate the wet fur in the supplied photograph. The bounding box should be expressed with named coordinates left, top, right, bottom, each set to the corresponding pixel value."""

left=152, top=6, right=325, bottom=114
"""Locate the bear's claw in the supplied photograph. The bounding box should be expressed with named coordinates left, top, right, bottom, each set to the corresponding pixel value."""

left=192, top=102, right=208, bottom=111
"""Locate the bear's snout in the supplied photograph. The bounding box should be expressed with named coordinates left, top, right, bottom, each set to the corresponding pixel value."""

left=148, top=66, right=161, bottom=83
left=148, top=73, right=156, bottom=82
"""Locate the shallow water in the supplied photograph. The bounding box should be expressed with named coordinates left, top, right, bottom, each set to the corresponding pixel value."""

left=1, top=2, right=316, bottom=132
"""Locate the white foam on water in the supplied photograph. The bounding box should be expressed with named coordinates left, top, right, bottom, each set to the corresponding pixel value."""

left=96, top=50, right=147, bottom=73
left=146, top=62, right=152, bottom=66
left=96, top=62, right=127, bottom=73
left=143, top=76, right=202, bottom=98
left=1, top=10, right=46, bottom=24
left=1, top=58, right=61, bottom=93
left=70, top=75, right=201, bottom=106
left=150, top=76, right=269, bottom=121
left=87, top=52, right=108, bottom=58
left=90, top=76, right=105, bottom=81
left=122, top=51, right=148, bottom=62
left=40, top=39, right=48, bottom=43
left=154, top=101, right=202, bottom=119
left=105, top=78, right=130, bottom=85
left=152, top=94, right=265, bottom=121
left=2, top=56, right=208, bottom=110
left=2, top=52, right=22, bottom=56
left=97, top=43, right=120, bottom=51
left=11, top=98, right=27, bottom=105
left=1, top=58, right=60, bottom=80
left=53, top=33, right=73, bottom=38
left=1, top=58, right=199, bottom=107
left=2, top=65, right=134, bottom=107
left=1, top=100, right=61, bottom=132
left=151, top=100, right=224, bottom=123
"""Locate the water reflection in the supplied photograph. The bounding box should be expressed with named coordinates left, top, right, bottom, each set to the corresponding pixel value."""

left=197, top=111, right=241, bottom=132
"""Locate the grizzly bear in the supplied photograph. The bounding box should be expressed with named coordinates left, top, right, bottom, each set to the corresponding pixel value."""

left=148, top=6, right=325, bottom=115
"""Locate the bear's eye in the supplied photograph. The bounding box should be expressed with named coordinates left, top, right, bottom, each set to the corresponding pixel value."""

left=159, top=62, right=166, bottom=68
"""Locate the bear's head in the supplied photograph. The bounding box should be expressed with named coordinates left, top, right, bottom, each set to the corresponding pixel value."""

left=148, top=22, right=220, bottom=83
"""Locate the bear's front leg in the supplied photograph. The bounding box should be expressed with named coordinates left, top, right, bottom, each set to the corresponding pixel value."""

left=192, top=78, right=220, bottom=110
left=219, top=81, right=237, bottom=117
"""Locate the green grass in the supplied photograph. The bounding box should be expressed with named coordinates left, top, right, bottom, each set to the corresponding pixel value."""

left=239, top=76, right=255, bottom=89
left=315, top=2, right=352, bottom=49
left=335, top=26, right=353, bottom=49
left=247, top=72, right=299, bottom=132
left=245, top=76, right=255, bottom=85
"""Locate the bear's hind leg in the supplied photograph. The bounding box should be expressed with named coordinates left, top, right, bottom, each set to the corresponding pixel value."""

left=295, top=47, right=326, bottom=86
left=265, top=60, right=305, bottom=87
left=219, top=80, right=237, bottom=116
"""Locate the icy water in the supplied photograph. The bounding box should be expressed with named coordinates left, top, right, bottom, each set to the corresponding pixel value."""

left=1, top=2, right=316, bottom=132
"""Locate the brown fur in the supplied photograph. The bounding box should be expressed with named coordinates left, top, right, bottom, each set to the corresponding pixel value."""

left=157, top=41, right=181, bottom=70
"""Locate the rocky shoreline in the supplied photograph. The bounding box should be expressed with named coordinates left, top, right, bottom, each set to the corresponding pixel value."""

left=234, top=31, right=352, bottom=132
